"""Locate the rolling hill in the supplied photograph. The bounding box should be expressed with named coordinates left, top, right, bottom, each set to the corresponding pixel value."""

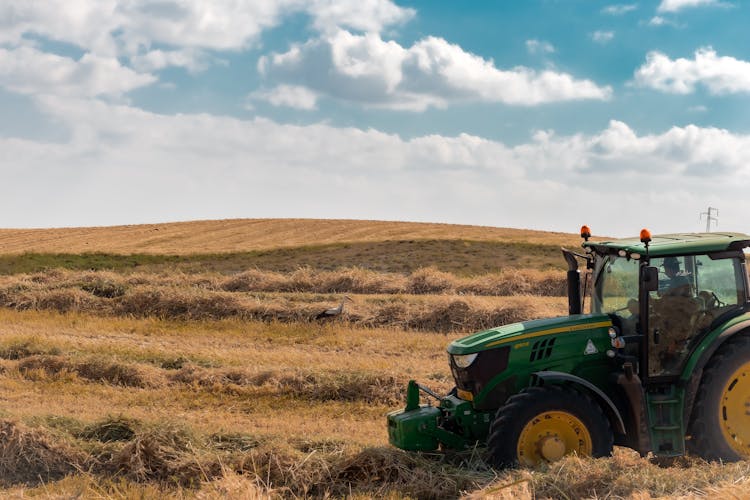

left=0, top=218, right=582, bottom=255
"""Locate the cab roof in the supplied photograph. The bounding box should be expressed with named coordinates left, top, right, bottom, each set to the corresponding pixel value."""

left=583, top=232, right=750, bottom=257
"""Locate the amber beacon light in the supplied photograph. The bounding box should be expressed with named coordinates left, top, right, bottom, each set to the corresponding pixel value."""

left=639, top=228, right=652, bottom=244
left=580, top=225, right=591, bottom=241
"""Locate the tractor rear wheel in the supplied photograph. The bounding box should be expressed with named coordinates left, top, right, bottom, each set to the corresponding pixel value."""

left=486, top=385, right=613, bottom=468
left=688, top=334, right=750, bottom=461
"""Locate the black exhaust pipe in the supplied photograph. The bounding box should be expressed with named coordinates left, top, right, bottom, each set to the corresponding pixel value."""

left=562, top=249, right=582, bottom=315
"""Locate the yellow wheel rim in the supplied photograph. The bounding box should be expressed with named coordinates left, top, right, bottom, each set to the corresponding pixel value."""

left=719, top=360, right=750, bottom=458
left=516, top=411, right=592, bottom=466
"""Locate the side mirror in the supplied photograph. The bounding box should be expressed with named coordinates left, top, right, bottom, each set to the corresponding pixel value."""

left=642, top=266, right=659, bottom=292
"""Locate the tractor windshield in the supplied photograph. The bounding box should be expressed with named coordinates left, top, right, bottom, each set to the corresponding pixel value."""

left=592, top=255, right=640, bottom=333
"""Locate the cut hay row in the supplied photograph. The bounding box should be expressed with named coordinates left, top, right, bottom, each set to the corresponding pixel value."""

left=0, top=278, right=566, bottom=333
left=0, top=417, right=748, bottom=499
left=0, top=417, right=493, bottom=497
left=0, top=267, right=568, bottom=297
left=2, top=354, right=416, bottom=406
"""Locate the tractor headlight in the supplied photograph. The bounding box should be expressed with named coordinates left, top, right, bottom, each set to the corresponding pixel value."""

left=452, top=353, right=478, bottom=368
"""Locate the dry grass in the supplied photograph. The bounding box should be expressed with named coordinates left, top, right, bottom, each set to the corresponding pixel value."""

left=0, top=218, right=583, bottom=255
left=0, top=267, right=568, bottom=334
left=0, top=419, right=86, bottom=486
left=469, top=448, right=750, bottom=499
left=0, top=310, right=745, bottom=498
left=1, top=266, right=568, bottom=297
left=0, top=269, right=567, bottom=333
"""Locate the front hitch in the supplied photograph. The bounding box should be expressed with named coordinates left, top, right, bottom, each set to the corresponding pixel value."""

left=388, top=380, right=442, bottom=450
left=388, top=380, right=480, bottom=451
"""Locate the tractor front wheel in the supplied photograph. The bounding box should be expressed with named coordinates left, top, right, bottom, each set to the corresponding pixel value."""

left=486, top=385, right=613, bottom=468
left=688, top=334, right=750, bottom=461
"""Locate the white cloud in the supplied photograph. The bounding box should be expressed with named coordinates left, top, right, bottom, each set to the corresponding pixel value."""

left=601, top=4, right=638, bottom=15
left=646, top=15, right=682, bottom=27
left=526, top=39, right=555, bottom=54
left=259, top=31, right=612, bottom=111
left=634, top=48, right=750, bottom=95
left=657, top=0, right=728, bottom=13
left=0, top=0, right=414, bottom=69
left=0, top=0, right=417, bottom=99
left=307, top=0, right=415, bottom=34
left=24, top=1, right=411, bottom=46
left=129, top=49, right=211, bottom=73
left=591, top=31, right=615, bottom=44
left=251, top=85, right=319, bottom=110
left=3, top=98, right=750, bottom=235
left=0, top=45, right=155, bottom=98
left=0, top=0, right=122, bottom=55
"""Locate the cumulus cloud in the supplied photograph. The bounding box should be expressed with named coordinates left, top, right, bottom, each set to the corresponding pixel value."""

left=306, top=0, right=415, bottom=33
left=657, top=0, right=728, bottom=13
left=526, top=39, right=555, bottom=54
left=129, top=49, right=212, bottom=73
left=0, top=0, right=414, bottom=67
left=634, top=47, right=750, bottom=95
left=0, top=0, right=418, bottom=100
left=3, top=98, right=749, bottom=234
left=259, top=31, right=612, bottom=111
left=591, top=31, right=615, bottom=44
left=1, top=0, right=414, bottom=48
left=601, top=4, right=638, bottom=15
left=0, top=45, right=155, bottom=98
left=251, top=85, right=319, bottom=110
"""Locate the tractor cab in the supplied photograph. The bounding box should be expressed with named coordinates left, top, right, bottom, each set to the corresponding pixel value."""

left=584, top=231, right=750, bottom=379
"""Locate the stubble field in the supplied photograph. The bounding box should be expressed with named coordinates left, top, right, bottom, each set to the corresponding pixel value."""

left=0, top=219, right=747, bottom=499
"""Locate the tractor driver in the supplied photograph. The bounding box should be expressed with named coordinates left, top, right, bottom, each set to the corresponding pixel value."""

left=651, top=256, right=696, bottom=373
left=660, top=257, right=691, bottom=297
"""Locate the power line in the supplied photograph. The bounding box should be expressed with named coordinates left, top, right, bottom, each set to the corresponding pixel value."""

left=700, top=207, right=718, bottom=232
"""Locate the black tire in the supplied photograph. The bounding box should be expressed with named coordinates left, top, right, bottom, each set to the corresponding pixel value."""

left=486, top=385, right=613, bottom=468
left=688, top=334, right=750, bottom=461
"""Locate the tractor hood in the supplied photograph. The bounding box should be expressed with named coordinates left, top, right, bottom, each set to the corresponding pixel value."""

left=447, top=314, right=612, bottom=356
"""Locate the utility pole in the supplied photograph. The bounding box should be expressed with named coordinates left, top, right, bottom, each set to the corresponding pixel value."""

left=700, top=207, right=719, bottom=232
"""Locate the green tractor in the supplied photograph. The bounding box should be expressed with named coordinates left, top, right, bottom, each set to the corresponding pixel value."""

left=387, top=228, right=750, bottom=466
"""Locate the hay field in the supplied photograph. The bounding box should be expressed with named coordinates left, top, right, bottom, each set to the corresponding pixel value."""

left=0, top=218, right=583, bottom=255
left=0, top=219, right=745, bottom=499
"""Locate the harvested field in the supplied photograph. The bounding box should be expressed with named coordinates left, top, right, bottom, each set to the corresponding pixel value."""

left=0, top=219, right=742, bottom=498
left=0, top=219, right=584, bottom=255
left=0, top=240, right=569, bottom=275
left=0, top=310, right=746, bottom=498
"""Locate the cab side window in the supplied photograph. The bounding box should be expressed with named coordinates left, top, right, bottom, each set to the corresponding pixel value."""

left=694, top=255, right=745, bottom=311
left=648, top=255, right=745, bottom=376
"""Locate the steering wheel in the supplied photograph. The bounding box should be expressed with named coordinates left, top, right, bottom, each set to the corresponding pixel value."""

left=699, top=290, right=724, bottom=309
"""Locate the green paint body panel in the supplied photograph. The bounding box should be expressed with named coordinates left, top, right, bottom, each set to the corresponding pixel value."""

left=448, top=314, right=612, bottom=355
left=453, top=314, right=613, bottom=408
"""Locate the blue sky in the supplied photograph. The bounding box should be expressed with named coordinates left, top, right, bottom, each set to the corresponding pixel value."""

left=1, top=0, right=750, bottom=236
